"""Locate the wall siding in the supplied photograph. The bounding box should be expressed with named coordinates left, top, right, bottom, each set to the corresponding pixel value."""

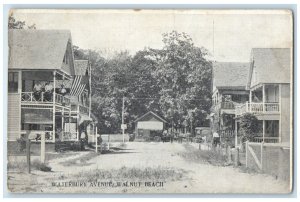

left=280, top=84, right=291, bottom=143
left=8, top=94, right=21, bottom=141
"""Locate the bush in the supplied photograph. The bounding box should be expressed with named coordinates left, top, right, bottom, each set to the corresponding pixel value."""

left=16, top=137, right=27, bottom=152
left=31, top=159, right=52, bottom=172
left=240, top=113, right=260, bottom=142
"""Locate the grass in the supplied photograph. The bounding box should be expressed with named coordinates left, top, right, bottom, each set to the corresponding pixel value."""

left=74, top=166, right=184, bottom=182
left=7, top=159, right=51, bottom=172
left=60, top=152, right=99, bottom=166
left=178, top=143, right=228, bottom=166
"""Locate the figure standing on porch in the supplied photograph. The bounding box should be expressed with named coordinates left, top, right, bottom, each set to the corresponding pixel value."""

left=44, top=82, right=53, bottom=101
left=33, top=81, right=42, bottom=101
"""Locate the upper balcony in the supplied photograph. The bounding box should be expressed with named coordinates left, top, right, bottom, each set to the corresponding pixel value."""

left=21, top=92, right=71, bottom=107
left=235, top=102, right=280, bottom=116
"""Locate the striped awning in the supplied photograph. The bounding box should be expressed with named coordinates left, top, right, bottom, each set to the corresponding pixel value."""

left=70, top=75, right=88, bottom=96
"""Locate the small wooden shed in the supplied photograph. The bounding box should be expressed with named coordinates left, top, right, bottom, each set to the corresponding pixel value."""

left=134, top=111, right=167, bottom=141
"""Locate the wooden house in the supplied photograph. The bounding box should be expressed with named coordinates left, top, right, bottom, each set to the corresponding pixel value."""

left=211, top=62, right=249, bottom=142
left=8, top=29, right=96, bottom=149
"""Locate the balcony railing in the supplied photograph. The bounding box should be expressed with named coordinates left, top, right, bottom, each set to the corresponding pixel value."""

left=71, top=104, right=89, bottom=115
left=212, top=102, right=235, bottom=112
left=21, top=92, right=70, bottom=106
left=235, top=102, right=280, bottom=116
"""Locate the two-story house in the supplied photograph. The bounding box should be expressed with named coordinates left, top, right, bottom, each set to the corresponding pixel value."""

left=235, top=48, right=291, bottom=144
left=8, top=29, right=96, bottom=151
left=211, top=62, right=249, bottom=143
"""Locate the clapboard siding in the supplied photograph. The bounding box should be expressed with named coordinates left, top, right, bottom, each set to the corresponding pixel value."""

left=8, top=94, right=21, bottom=141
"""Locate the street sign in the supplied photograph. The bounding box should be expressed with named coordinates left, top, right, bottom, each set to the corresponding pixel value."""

left=121, top=124, right=127, bottom=130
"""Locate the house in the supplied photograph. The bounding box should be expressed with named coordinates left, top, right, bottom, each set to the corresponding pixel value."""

left=235, top=48, right=292, bottom=181
left=134, top=111, right=167, bottom=141
left=235, top=48, right=291, bottom=144
left=7, top=29, right=96, bottom=151
left=211, top=62, right=249, bottom=144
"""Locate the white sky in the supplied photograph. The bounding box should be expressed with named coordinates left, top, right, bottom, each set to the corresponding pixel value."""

left=11, top=9, right=293, bottom=62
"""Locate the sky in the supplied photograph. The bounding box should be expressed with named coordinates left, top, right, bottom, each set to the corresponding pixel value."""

left=11, top=9, right=293, bottom=62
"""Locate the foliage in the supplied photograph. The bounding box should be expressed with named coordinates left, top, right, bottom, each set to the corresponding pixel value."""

left=74, top=31, right=212, bottom=134
left=8, top=13, right=36, bottom=29
left=239, top=113, right=260, bottom=141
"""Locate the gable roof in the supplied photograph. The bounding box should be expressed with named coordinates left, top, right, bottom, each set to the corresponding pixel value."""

left=8, top=29, right=74, bottom=74
left=213, top=62, right=249, bottom=91
left=134, top=111, right=167, bottom=123
left=74, top=60, right=89, bottom=76
left=248, top=48, right=291, bottom=87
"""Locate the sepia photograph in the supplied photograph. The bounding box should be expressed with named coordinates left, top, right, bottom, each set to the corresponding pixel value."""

left=5, top=9, right=293, bottom=194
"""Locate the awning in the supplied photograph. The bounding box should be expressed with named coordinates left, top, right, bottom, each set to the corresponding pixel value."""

left=137, top=121, right=163, bottom=130
left=21, top=108, right=53, bottom=124
left=79, top=114, right=93, bottom=125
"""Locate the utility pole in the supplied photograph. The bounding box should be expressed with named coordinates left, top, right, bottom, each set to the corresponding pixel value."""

left=122, top=96, right=125, bottom=143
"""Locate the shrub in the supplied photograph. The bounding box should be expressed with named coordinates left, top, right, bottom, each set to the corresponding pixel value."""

left=239, top=113, right=260, bottom=142
left=16, top=137, right=27, bottom=152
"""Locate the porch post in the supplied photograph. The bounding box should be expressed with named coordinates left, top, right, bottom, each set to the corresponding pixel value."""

left=249, top=90, right=252, bottom=104
left=235, top=119, right=238, bottom=147
left=262, top=84, right=265, bottom=112
left=61, top=108, right=64, bottom=141
left=279, top=84, right=282, bottom=143
left=262, top=120, right=265, bottom=142
left=53, top=71, right=56, bottom=142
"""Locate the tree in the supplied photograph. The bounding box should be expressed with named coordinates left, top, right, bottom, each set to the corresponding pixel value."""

left=8, top=13, right=36, bottom=29
left=239, top=113, right=260, bottom=142
left=147, top=31, right=212, bottom=132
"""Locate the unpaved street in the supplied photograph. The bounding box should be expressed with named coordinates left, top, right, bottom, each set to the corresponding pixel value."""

left=7, top=142, right=291, bottom=194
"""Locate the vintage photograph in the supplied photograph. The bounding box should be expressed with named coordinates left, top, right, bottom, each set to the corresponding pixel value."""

left=6, top=9, right=293, bottom=194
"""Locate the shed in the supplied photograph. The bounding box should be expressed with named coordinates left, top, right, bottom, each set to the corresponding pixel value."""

left=134, top=111, right=167, bottom=141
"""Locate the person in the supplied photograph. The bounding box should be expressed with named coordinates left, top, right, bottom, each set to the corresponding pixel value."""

left=44, top=82, right=53, bottom=101
left=213, top=131, right=220, bottom=147
left=33, top=81, right=42, bottom=101
left=59, top=84, right=67, bottom=96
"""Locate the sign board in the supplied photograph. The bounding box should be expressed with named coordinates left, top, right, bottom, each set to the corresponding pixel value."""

left=121, top=124, right=127, bottom=130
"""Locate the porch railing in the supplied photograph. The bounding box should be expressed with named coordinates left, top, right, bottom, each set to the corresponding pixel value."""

left=220, top=130, right=235, bottom=138
left=62, top=132, right=78, bottom=141
left=251, top=136, right=279, bottom=143
left=21, top=92, right=70, bottom=106
left=235, top=102, right=280, bottom=116
left=22, top=130, right=54, bottom=142
left=71, top=104, right=89, bottom=115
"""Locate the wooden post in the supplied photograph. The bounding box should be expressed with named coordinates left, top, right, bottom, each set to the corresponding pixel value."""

left=245, top=141, right=248, bottom=167
left=53, top=71, right=56, bottom=143
left=122, top=96, right=125, bottom=143
left=261, top=142, right=264, bottom=171
left=262, top=84, right=265, bottom=112
left=95, top=126, right=98, bottom=153
left=234, top=147, right=240, bottom=166
left=262, top=120, right=265, bottom=142
left=26, top=138, right=31, bottom=174
left=61, top=108, right=64, bottom=141
left=41, top=132, right=45, bottom=163
left=234, top=120, right=238, bottom=147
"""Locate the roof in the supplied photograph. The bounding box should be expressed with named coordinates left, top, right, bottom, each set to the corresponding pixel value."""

left=8, top=29, right=73, bottom=73
left=248, top=48, right=291, bottom=86
left=134, top=111, right=167, bottom=123
left=74, top=60, right=89, bottom=76
left=213, top=62, right=249, bottom=90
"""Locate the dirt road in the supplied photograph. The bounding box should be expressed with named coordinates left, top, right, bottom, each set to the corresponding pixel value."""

left=7, top=142, right=291, bottom=194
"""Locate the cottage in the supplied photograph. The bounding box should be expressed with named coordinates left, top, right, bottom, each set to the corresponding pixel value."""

left=8, top=29, right=96, bottom=151
left=211, top=62, right=249, bottom=144
left=134, top=111, right=167, bottom=141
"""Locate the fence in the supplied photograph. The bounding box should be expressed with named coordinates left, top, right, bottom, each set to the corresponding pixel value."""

left=246, top=141, right=290, bottom=182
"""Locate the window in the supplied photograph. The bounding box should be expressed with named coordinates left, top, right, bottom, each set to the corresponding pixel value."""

left=8, top=72, right=18, bottom=93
